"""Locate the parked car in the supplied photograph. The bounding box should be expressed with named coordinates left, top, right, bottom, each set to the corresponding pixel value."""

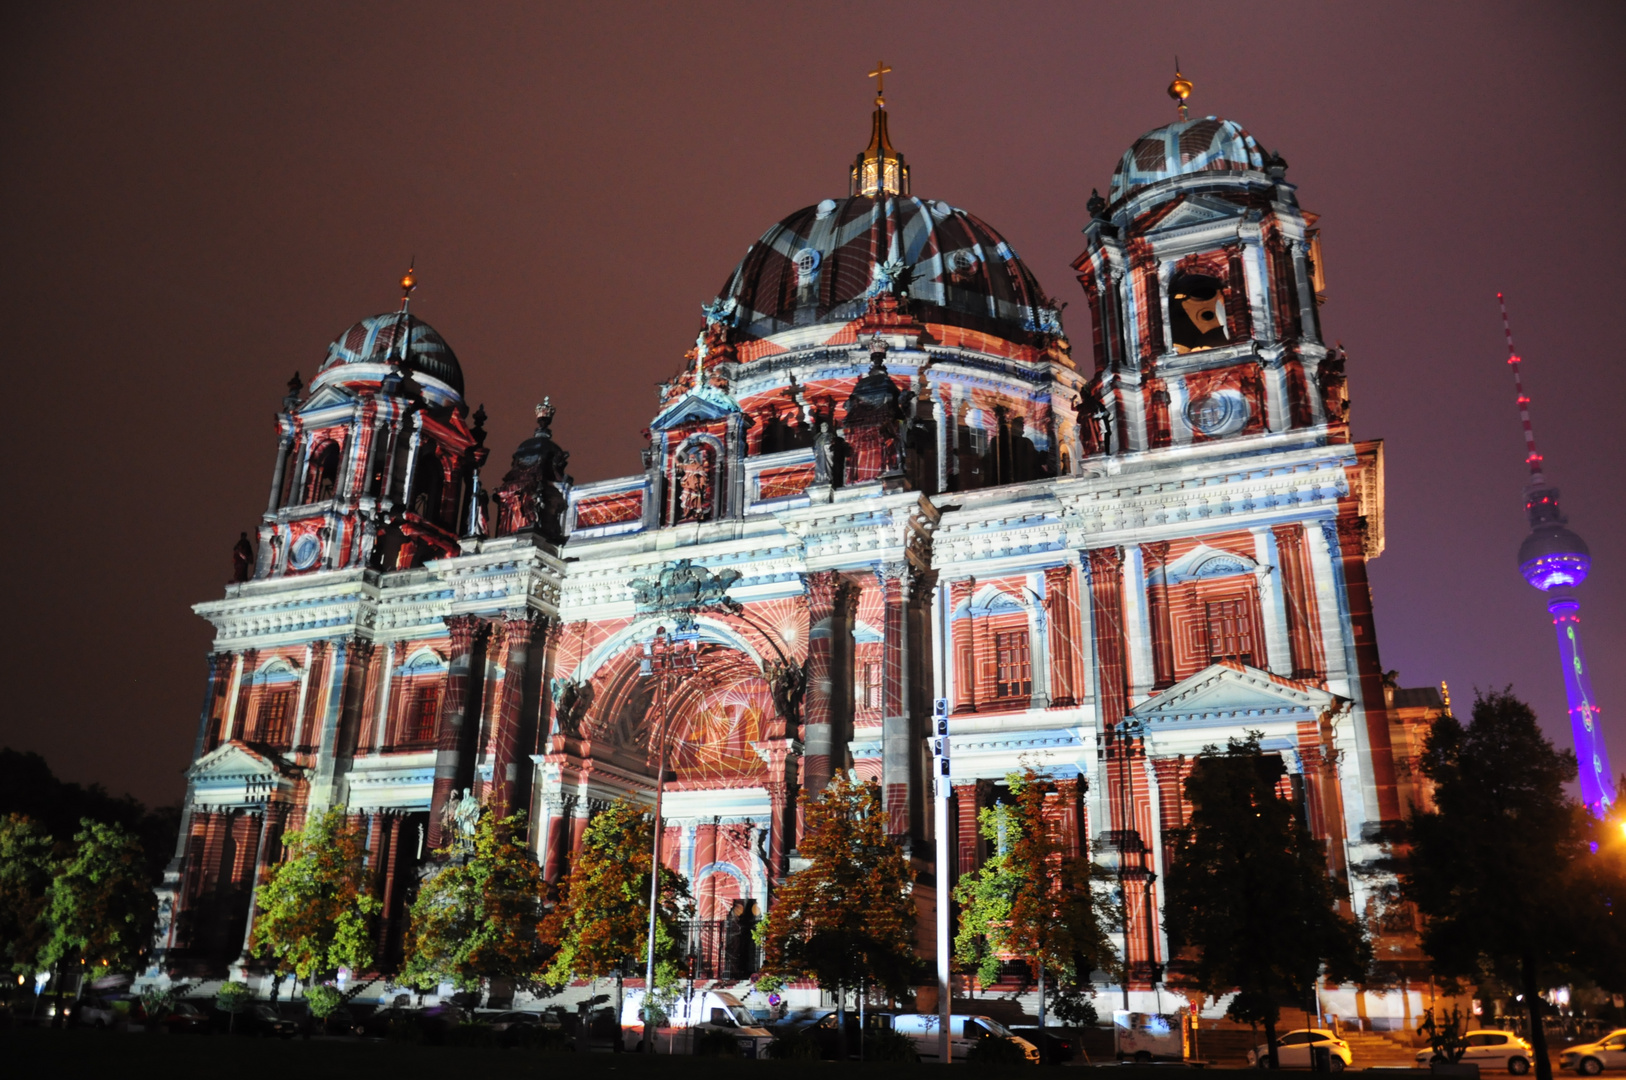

left=164, top=1001, right=214, bottom=1035
left=1417, top=1030, right=1534, bottom=1074
left=620, top=989, right=773, bottom=1055
left=237, top=1003, right=298, bottom=1038
left=1561, top=1029, right=1626, bottom=1075
left=893, top=1013, right=1041, bottom=1064
left=79, top=996, right=121, bottom=1028
left=1250, top=1029, right=1352, bottom=1069
left=358, top=1005, right=419, bottom=1039
left=1010, top=1025, right=1079, bottom=1064
left=770, top=1010, right=863, bottom=1059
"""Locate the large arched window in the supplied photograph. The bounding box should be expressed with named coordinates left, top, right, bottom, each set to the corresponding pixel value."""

left=304, top=441, right=341, bottom=503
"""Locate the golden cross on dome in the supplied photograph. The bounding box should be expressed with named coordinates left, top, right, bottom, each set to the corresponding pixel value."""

left=868, top=60, right=892, bottom=104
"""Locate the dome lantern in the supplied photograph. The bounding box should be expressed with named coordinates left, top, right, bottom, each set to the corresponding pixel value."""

left=851, top=61, right=909, bottom=197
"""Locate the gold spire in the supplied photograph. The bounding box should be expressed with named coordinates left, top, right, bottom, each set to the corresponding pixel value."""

left=852, top=61, right=909, bottom=197
left=399, top=260, right=417, bottom=312
left=1168, top=58, right=1193, bottom=121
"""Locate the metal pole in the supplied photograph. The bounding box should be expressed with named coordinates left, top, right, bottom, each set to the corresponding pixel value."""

left=932, top=696, right=952, bottom=1063
left=643, top=656, right=669, bottom=1053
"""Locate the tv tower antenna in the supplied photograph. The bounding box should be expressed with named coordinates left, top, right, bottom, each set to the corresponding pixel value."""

left=1499, top=293, right=1614, bottom=816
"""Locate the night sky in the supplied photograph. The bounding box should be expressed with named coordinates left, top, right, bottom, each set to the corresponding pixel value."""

left=3, top=2, right=1621, bottom=810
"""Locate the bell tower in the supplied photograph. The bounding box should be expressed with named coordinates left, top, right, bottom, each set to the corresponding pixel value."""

left=1073, top=72, right=1333, bottom=456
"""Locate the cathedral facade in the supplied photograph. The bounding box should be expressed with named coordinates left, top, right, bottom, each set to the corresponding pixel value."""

left=156, top=83, right=1432, bottom=1019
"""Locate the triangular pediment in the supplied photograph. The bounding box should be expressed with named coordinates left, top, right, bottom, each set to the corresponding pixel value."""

left=1128, top=661, right=1343, bottom=727
left=188, top=740, right=296, bottom=781
left=1151, top=196, right=1242, bottom=233
left=649, top=385, right=742, bottom=431
left=298, top=385, right=357, bottom=412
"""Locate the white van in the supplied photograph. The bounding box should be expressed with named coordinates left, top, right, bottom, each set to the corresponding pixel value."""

left=619, top=989, right=773, bottom=1056
left=892, top=1013, right=1040, bottom=1063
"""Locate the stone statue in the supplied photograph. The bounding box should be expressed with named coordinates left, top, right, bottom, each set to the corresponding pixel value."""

left=812, top=421, right=839, bottom=486
left=550, top=676, right=593, bottom=737
left=491, top=398, right=572, bottom=543
left=232, top=532, right=254, bottom=583
left=765, top=659, right=807, bottom=732
left=677, top=447, right=711, bottom=521
left=439, top=789, right=461, bottom=844
left=454, top=789, right=480, bottom=852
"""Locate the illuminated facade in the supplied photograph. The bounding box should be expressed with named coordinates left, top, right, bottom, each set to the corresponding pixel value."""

left=1501, top=298, right=1615, bottom=816
left=153, top=83, right=1434, bottom=1019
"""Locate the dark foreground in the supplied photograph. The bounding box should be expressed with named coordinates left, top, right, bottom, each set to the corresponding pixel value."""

left=3, top=1028, right=1456, bottom=1080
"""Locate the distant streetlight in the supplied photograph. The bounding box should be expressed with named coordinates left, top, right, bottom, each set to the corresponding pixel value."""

left=640, top=625, right=698, bottom=1053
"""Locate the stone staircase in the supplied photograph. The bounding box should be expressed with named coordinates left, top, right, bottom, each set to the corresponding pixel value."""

left=1340, top=1029, right=1421, bottom=1067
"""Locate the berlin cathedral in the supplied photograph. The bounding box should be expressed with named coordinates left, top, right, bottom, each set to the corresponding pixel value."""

left=153, top=70, right=1444, bottom=1024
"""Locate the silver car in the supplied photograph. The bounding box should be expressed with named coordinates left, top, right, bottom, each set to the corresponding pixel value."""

left=1561, top=1029, right=1626, bottom=1075
left=1416, top=1029, right=1534, bottom=1074
left=1250, top=1029, right=1353, bottom=1069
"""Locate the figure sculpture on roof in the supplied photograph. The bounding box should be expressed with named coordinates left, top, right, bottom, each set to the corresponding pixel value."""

left=491, top=398, right=572, bottom=543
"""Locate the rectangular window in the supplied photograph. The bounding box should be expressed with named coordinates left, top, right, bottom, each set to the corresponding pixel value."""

left=994, top=630, right=1032, bottom=700
left=402, top=684, right=443, bottom=746
left=256, top=689, right=293, bottom=746
left=1205, top=600, right=1256, bottom=666
left=862, top=662, right=881, bottom=710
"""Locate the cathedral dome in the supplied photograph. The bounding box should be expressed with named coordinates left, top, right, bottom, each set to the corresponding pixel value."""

left=316, top=312, right=463, bottom=395
left=715, top=195, right=1060, bottom=346
left=1108, top=115, right=1265, bottom=203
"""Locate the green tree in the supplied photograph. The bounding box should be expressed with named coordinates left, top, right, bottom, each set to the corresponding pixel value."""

left=1163, top=735, right=1367, bottom=1068
left=40, top=819, right=156, bottom=975
left=756, top=772, right=916, bottom=1052
left=250, top=808, right=379, bottom=982
left=402, top=810, right=548, bottom=992
left=953, top=770, right=1117, bottom=1055
left=0, top=815, right=54, bottom=977
left=1405, top=690, right=1626, bottom=1080
left=215, top=979, right=252, bottom=1032
left=540, top=798, right=690, bottom=990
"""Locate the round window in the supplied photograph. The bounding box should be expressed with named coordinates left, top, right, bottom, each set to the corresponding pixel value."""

left=1185, top=389, right=1250, bottom=436
left=288, top=533, right=321, bottom=570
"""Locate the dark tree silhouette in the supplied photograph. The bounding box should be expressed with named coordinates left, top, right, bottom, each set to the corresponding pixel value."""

left=1163, top=735, right=1368, bottom=1069
left=1406, top=689, right=1626, bottom=1080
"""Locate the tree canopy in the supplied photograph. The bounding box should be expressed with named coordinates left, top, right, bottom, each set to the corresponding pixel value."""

left=0, top=814, right=56, bottom=976
left=756, top=772, right=917, bottom=1001
left=953, top=771, right=1117, bottom=1011
left=1406, top=690, right=1626, bottom=1080
left=540, top=798, right=690, bottom=989
left=402, top=809, right=548, bottom=991
left=250, top=808, right=379, bottom=982
left=1162, top=735, right=1367, bottom=1065
left=40, top=818, right=157, bottom=975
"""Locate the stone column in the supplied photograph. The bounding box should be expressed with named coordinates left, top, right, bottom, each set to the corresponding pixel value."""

left=266, top=435, right=293, bottom=514
left=1252, top=527, right=1295, bottom=677
left=801, top=571, right=850, bottom=799
left=879, top=562, right=915, bottom=838
left=427, top=614, right=490, bottom=850
left=1329, top=514, right=1402, bottom=824
left=752, top=740, right=800, bottom=886
left=1043, top=566, right=1080, bottom=707
left=490, top=612, right=546, bottom=816
left=225, top=649, right=258, bottom=743
left=1272, top=523, right=1325, bottom=680
left=1087, top=548, right=1129, bottom=727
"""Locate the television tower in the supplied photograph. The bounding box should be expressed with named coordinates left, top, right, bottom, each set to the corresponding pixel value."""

left=1500, top=294, right=1615, bottom=816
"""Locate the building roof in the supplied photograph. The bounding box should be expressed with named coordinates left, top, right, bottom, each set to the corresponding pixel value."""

left=713, top=194, right=1060, bottom=347
left=1108, top=115, right=1265, bottom=203
left=317, top=312, right=463, bottom=395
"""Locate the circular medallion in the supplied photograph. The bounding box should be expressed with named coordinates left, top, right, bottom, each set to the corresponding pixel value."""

left=289, top=533, right=321, bottom=570
left=1185, top=389, right=1249, bottom=436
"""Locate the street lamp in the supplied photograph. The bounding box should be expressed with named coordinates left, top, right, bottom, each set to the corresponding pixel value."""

left=640, top=625, right=698, bottom=1053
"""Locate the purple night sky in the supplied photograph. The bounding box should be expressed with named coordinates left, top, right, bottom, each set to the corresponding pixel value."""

left=2, top=2, right=1621, bottom=808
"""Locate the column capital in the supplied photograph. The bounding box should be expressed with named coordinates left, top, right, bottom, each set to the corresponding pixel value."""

left=443, top=613, right=490, bottom=651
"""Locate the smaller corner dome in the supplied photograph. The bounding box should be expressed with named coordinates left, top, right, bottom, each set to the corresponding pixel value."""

left=317, top=313, right=463, bottom=395
left=1108, top=115, right=1265, bottom=203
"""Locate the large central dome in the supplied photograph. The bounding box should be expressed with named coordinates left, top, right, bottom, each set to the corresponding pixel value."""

left=715, top=194, right=1059, bottom=346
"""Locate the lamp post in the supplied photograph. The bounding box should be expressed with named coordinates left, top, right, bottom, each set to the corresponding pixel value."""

left=640, top=625, right=698, bottom=1053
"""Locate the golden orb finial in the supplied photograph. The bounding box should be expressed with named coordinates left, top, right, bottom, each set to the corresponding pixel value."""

left=399, top=261, right=417, bottom=311
left=1168, top=58, right=1193, bottom=120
